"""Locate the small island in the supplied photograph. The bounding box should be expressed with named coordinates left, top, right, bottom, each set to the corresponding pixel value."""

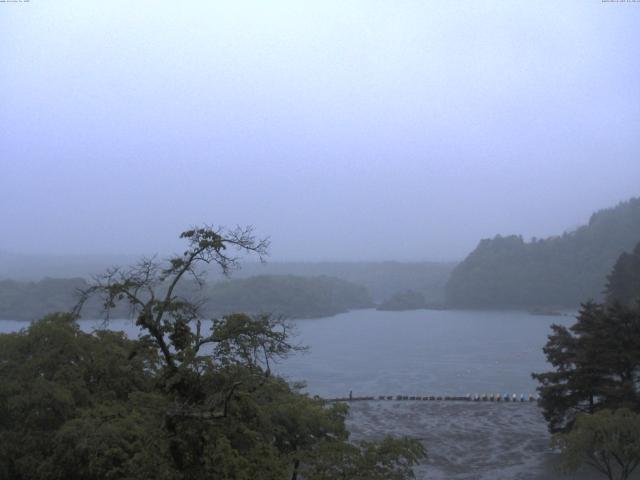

left=377, top=289, right=431, bottom=311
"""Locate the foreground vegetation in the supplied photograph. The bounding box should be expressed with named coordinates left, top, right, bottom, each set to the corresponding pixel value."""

left=0, top=226, right=424, bottom=479
left=533, top=243, right=640, bottom=480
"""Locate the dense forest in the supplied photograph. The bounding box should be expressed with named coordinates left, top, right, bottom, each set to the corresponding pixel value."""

left=0, top=275, right=372, bottom=321
left=446, top=197, right=640, bottom=308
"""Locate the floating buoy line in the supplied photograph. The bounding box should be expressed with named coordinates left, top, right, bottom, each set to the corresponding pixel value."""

left=324, top=393, right=539, bottom=403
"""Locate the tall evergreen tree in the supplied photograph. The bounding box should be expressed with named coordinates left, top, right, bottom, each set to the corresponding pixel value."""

left=532, top=302, right=640, bottom=433
left=606, top=242, right=640, bottom=306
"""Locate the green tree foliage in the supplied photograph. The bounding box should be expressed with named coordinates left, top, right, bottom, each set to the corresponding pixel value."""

left=0, top=313, right=168, bottom=479
left=446, top=197, right=640, bottom=308
left=532, top=302, right=640, bottom=433
left=299, top=436, right=426, bottom=480
left=0, top=226, right=425, bottom=479
left=552, top=408, right=640, bottom=480
left=606, top=242, right=640, bottom=306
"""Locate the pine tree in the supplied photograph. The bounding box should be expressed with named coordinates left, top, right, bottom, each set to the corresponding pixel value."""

left=532, top=302, right=640, bottom=433
left=606, top=242, right=640, bottom=306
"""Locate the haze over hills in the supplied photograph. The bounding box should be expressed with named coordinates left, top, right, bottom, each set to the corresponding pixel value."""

left=229, top=261, right=456, bottom=303
left=2, top=196, right=639, bottom=316
left=446, top=197, right=640, bottom=308
left=0, top=262, right=453, bottom=321
left=201, top=275, right=373, bottom=319
left=0, top=274, right=373, bottom=321
left=0, top=253, right=455, bottom=307
left=0, top=251, right=141, bottom=281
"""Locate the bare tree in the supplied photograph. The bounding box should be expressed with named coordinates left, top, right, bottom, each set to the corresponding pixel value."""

left=74, top=225, right=270, bottom=372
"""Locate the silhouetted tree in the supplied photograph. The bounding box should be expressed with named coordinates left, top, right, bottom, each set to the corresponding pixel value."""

left=75, top=225, right=270, bottom=374
left=532, top=302, right=640, bottom=433
left=606, top=242, right=640, bottom=306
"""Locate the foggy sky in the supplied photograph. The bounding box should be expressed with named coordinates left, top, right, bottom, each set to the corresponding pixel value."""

left=1, top=1, right=639, bottom=262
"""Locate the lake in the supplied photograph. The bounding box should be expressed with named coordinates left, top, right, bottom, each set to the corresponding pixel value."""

left=274, top=308, right=573, bottom=398
left=0, top=308, right=569, bottom=397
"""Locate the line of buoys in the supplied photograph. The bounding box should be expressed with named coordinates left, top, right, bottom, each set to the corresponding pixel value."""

left=325, top=393, right=539, bottom=403
left=468, top=393, right=535, bottom=402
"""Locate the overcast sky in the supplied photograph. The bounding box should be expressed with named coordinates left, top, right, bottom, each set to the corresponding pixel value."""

left=1, top=1, right=639, bottom=261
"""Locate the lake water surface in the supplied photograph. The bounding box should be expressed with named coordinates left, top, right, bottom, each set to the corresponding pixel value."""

left=0, top=308, right=569, bottom=397
left=274, top=308, right=573, bottom=398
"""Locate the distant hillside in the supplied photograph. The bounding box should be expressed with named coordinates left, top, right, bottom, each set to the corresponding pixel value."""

left=446, top=197, right=640, bottom=308
left=201, top=274, right=373, bottom=319
left=225, top=261, right=456, bottom=303
left=0, top=278, right=107, bottom=321
left=0, top=274, right=373, bottom=321
left=0, top=252, right=139, bottom=280
left=0, top=254, right=455, bottom=305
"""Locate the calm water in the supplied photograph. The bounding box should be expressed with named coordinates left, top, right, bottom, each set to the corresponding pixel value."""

left=0, top=309, right=572, bottom=397
left=274, top=309, right=573, bottom=398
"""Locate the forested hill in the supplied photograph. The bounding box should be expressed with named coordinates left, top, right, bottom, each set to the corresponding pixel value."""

left=445, top=197, right=640, bottom=308
left=0, top=274, right=372, bottom=321
left=227, top=261, right=456, bottom=303
left=0, top=255, right=455, bottom=305
left=201, top=275, right=373, bottom=319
